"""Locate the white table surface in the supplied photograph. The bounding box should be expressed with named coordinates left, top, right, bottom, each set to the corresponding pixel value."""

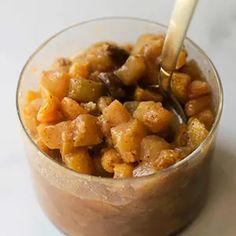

left=0, top=0, right=236, bottom=235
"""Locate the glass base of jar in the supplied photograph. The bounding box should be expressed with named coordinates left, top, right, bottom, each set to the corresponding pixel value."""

left=31, top=151, right=211, bottom=236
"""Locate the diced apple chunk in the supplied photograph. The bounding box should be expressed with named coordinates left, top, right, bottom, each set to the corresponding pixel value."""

left=185, top=96, right=211, bottom=117
left=97, top=115, right=112, bottom=138
left=132, top=34, right=164, bottom=58
left=22, top=98, right=42, bottom=136
left=188, top=80, right=210, bottom=99
left=153, top=149, right=180, bottom=171
left=37, top=95, right=63, bottom=123
left=115, top=55, right=146, bottom=85
left=171, top=72, right=191, bottom=103
left=85, top=42, right=114, bottom=72
left=111, top=119, right=147, bottom=163
left=26, top=90, right=41, bottom=103
left=140, top=135, right=170, bottom=163
left=174, top=124, right=188, bottom=147
left=73, top=114, right=103, bottom=147
left=101, top=148, right=122, bottom=173
left=60, top=121, right=75, bottom=158
left=113, top=163, right=134, bottom=178
left=35, top=137, right=58, bottom=157
left=134, top=87, right=163, bottom=102
left=187, top=118, right=209, bottom=149
left=134, top=101, right=173, bottom=133
left=40, top=70, right=70, bottom=99
left=69, top=62, right=89, bottom=78
left=190, top=109, right=214, bottom=130
left=61, top=97, right=87, bottom=120
left=37, top=121, right=69, bottom=149
left=64, top=149, right=94, bottom=174
left=103, top=100, right=131, bottom=127
left=60, top=139, right=74, bottom=159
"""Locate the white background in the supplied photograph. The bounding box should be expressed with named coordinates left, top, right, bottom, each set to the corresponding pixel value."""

left=0, top=0, right=236, bottom=235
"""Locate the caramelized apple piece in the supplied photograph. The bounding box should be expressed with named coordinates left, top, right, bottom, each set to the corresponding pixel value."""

left=140, top=135, right=170, bottom=163
left=101, top=148, right=122, bottom=173
left=185, top=96, right=211, bottom=117
left=73, top=114, right=103, bottom=147
left=103, top=100, right=131, bottom=127
left=134, top=101, right=173, bottom=133
left=37, top=95, right=63, bottom=123
left=64, top=149, right=94, bottom=174
left=40, top=70, right=70, bottom=99
left=115, top=55, right=146, bottom=85
left=113, top=163, right=134, bottom=178
left=61, top=97, right=87, bottom=120
left=111, top=119, right=147, bottom=163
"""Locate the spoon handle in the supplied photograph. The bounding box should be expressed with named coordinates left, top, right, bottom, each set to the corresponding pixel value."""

left=161, top=0, right=198, bottom=73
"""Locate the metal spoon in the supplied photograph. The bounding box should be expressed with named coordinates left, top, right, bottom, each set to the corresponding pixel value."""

left=150, top=0, right=198, bottom=123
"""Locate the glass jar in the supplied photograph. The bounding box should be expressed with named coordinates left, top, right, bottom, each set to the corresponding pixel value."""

left=16, top=17, right=223, bottom=236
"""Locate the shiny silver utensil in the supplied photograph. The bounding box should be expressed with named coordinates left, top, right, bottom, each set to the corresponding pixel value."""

left=150, top=0, right=198, bottom=123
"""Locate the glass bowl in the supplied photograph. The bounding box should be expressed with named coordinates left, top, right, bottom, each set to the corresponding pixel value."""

left=16, top=17, right=223, bottom=236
